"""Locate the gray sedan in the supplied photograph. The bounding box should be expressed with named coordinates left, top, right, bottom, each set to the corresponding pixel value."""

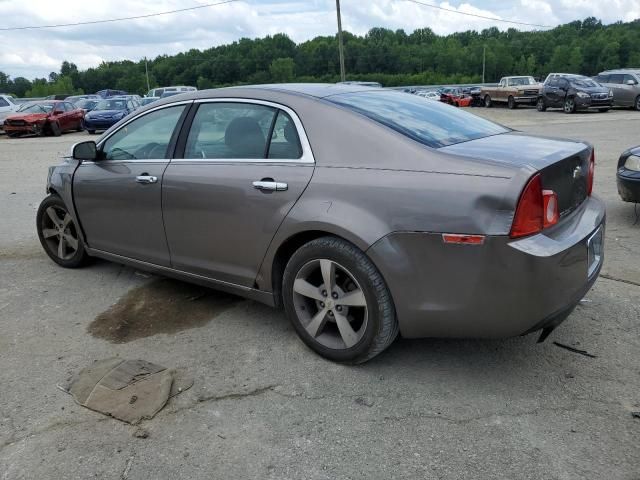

left=37, top=84, right=605, bottom=363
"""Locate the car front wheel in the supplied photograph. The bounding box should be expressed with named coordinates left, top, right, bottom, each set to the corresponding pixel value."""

left=36, top=195, right=88, bottom=268
left=563, top=97, right=576, bottom=113
left=537, top=97, right=547, bottom=111
left=282, top=236, right=398, bottom=363
left=507, top=96, right=517, bottom=109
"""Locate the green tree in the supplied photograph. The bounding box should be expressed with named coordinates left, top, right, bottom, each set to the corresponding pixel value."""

left=269, top=57, right=295, bottom=82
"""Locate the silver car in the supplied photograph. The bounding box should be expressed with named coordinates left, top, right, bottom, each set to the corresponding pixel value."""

left=37, top=85, right=605, bottom=363
left=594, top=69, right=640, bottom=110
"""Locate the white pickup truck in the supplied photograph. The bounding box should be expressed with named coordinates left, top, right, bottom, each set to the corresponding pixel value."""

left=481, top=76, right=542, bottom=109
left=0, top=94, right=20, bottom=131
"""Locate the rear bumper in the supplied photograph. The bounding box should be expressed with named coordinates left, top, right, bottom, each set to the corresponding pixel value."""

left=617, top=169, right=640, bottom=203
left=367, top=195, right=606, bottom=339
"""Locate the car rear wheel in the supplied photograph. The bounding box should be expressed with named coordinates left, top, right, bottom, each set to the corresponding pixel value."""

left=507, top=96, right=517, bottom=109
left=36, top=195, right=88, bottom=268
left=77, top=120, right=84, bottom=132
left=87, top=129, right=96, bottom=134
left=49, top=121, right=62, bottom=136
left=484, top=95, right=492, bottom=108
left=7, top=132, right=20, bottom=138
left=598, top=108, right=609, bottom=113
left=563, top=97, right=576, bottom=114
left=634, top=95, right=640, bottom=111
left=282, top=236, right=398, bottom=364
left=536, top=97, right=547, bottom=112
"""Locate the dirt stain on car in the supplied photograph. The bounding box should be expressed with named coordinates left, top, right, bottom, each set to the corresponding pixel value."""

left=88, top=279, right=242, bottom=343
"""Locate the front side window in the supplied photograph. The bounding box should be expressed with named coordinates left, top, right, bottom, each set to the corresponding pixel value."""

left=185, top=103, right=276, bottom=159
left=327, top=90, right=508, bottom=148
left=101, top=105, right=185, bottom=160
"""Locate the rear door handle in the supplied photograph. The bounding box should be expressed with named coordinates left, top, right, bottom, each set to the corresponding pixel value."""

left=253, top=180, right=288, bottom=191
left=136, top=175, right=158, bottom=184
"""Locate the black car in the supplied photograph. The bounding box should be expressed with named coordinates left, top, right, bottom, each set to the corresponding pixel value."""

left=537, top=75, right=613, bottom=113
left=617, top=146, right=640, bottom=203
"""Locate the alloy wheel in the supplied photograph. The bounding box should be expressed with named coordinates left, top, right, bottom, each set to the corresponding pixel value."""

left=292, top=259, right=368, bottom=350
left=41, top=206, right=80, bottom=260
left=564, top=98, right=575, bottom=113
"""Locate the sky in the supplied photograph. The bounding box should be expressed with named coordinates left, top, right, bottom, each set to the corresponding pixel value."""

left=0, top=0, right=638, bottom=80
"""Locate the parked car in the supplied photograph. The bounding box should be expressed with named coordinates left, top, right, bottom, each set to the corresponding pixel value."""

left=617, top=146, right=640, bottom=203
left=439, top=87, right=472, bottom=107
left=45, top=94, right=73, bottom=100
left=112, top=95, right=142, bottom=109
left=543, top=73, right=574, bottom=84
left=0, top=94, right=19, bottom=130
left=146, top=86, right=197, bottom=98
left=3, top=101, right=83, bottom=137
left=481, top=76, right=541, bottom=108
left=415, top=90, right=440, bottom=101
left=72, top=98, right=99, bottom=114
left=537, top=75, right=613, bottom=113
left=83, top=98, right=136, bottom=133
left=594, top=69, right=640, bottom=110
left=96, top=89, right=128, bottom=99
left=160, top=91, right=183, bottom=99
left=37, top=84, right=604, bottom=363
left=140, top=97, right=160, bottom=106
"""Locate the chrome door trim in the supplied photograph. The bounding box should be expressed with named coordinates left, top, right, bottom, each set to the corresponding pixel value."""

left=185, top=97, right=315, bottom=165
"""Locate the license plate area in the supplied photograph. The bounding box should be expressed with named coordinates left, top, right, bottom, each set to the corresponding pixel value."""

left=587, top=226, right=603, bottom=277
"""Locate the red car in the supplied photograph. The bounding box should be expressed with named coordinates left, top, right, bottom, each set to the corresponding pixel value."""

left=3, top=100, right=84, bottom=137
left=439, top=87, right=473, bottom=107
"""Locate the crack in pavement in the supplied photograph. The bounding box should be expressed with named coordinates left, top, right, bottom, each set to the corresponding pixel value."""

left=600, top=274, right=640, bottom=287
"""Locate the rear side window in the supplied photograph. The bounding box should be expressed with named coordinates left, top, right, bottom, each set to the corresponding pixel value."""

left=0, top=98, right=9, bottom=107
left=185, top=103, right=276, bottom=159
left=327, top=90, right=508, bottom=148
left=268, top=111, right=302, bottom=159
left=608, top=74, right=624, bottom=84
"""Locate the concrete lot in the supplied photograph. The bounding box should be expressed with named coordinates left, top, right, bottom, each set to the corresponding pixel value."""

left=1, top=107, right=639, bottom=479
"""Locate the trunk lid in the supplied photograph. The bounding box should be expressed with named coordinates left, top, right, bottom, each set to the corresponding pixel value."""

left=440, top=132, right=591, bottom=218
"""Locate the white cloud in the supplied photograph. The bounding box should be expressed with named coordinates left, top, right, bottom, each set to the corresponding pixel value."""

left=0, top=0, right=636, bottom=79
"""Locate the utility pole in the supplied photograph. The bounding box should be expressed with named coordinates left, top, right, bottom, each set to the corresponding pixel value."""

left=482, top=45, right=486, bottom=83
left=336, top=0, right=346, bottom=82
left=145, top=57, right=150, bottom=92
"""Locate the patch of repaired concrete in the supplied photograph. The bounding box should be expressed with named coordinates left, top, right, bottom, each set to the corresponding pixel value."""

left=61, top=358, right=193, bottom=424
left=87, top=279, right=242, bottom=343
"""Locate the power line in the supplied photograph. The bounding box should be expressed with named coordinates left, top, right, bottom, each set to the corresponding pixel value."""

left=402, top=0, right=554, bottom=29
left=0, top=0, right=241, bottom=31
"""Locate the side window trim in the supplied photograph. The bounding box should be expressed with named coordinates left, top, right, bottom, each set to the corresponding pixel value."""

left=172, top=98, right=314, bottom=164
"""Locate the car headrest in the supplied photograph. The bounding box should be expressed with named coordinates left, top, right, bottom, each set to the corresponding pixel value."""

left=284, top=121, right=297, bottom=144
left=225, top=117, right=265, bottom=157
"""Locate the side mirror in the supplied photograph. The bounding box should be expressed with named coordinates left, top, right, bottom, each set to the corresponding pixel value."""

left=72, top=141, right=97, bottom=161
left=626, top=79, right=637, bottom=86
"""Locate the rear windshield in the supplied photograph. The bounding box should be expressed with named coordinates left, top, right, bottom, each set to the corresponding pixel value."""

left=327, top=90, right=508, bottom=148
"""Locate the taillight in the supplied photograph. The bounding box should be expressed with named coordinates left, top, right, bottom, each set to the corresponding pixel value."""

left=510, top=173, right=559, bottom=238
left=587, top=150, right=595, bottom=196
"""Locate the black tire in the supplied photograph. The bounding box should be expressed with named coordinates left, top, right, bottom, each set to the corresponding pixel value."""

left=536, top=97, right=547, bottom=112
left=282, top=236, right=398, bottom=364
left=77, top=120, right=84, bottom=132
left=49, top=121, right=62, bottom=136
left=634, top=95, right=640, bottom=111
left=484, top=95, right=492, bottom=108
left=36, top=195, right=89, bottom=268
left=88, top=129, right=96, bottom=135
left=598, top=108, right=609, bottom=113
left=7, top=132, right=20, bottom=138
left=507, top=96, right=517, bottom=109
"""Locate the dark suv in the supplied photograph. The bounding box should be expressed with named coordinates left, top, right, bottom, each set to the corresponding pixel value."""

left=537, top=75, right=613, bottom=113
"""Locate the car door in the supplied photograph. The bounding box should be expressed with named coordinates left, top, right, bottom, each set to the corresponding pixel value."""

left=64, top=102, right=80, bottom=129
left=606, top=74, right=624, bottom=105
left=619, top=74, right=638, bottom=106
left=73, top=103, right=189, bottom=265
left=162, top=99, right=315, bottom=287
left=496, top=78, right=507, bottom=101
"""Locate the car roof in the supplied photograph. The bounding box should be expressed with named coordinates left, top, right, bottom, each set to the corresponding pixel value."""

left=600, top=69, right=640, bottom=74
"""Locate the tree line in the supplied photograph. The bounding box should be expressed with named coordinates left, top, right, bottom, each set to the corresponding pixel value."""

left=0, top=17, right=638, bottom=98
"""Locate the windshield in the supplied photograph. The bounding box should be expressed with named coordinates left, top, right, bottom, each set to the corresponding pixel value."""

left=17, top=103, right=53, bottom=113
left=94, top=99, right=127, bottom=110
left=327, top=90, right=509, bottom=148
left=572, top=78, right=600, bottom=88
left=76, top=99, right=97, bottom=109
left=508, top=77, right=537, bottom=86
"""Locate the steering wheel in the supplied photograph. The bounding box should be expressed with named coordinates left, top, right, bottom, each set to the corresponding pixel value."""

left=107, top=147, right=135, bottom=160
left=135, top=142, right=165, bottom=160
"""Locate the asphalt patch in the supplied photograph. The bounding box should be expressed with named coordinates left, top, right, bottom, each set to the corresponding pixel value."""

left=88, top=279, right=242, bottom=343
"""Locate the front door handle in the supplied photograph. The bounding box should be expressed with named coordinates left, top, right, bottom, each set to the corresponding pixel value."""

left=136, top=175, right=158, bottom=184
left=253, top=180, right=288, bottom=191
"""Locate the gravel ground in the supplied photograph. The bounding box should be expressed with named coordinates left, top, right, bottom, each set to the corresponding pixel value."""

left=1, top=106, right=639, bottom=480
